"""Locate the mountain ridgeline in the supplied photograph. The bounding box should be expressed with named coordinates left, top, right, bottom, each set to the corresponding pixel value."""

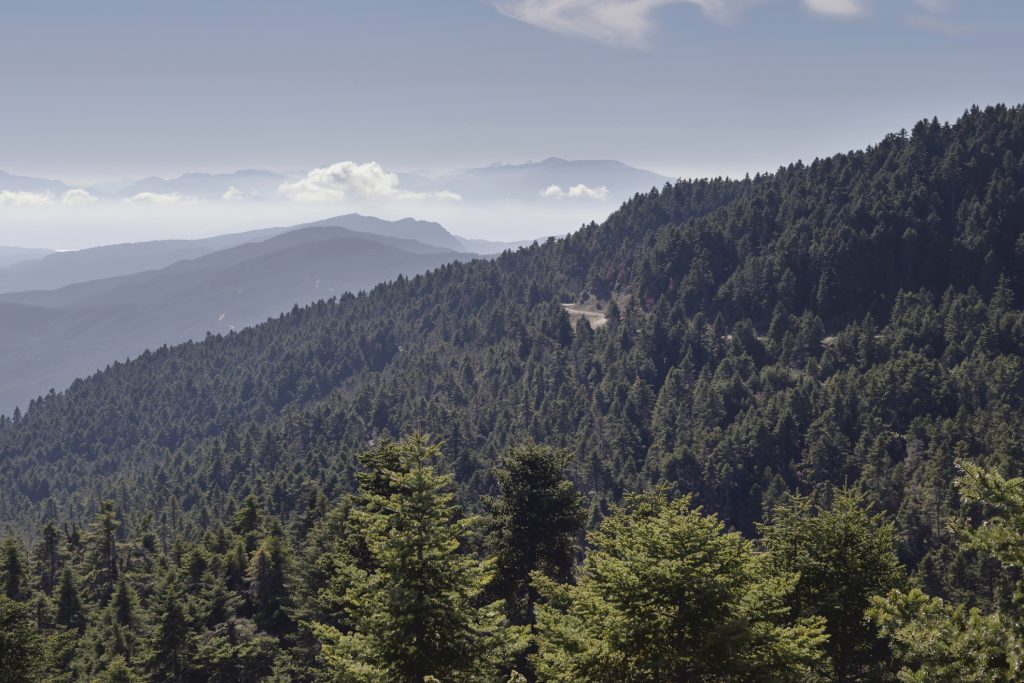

left=1, top=106, right=1024, bottom=678
left=2, top=105, right=1024, bottom=541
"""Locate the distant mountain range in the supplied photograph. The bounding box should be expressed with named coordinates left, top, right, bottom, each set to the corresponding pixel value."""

left=110, top=169, right=289, bottom=199
left=0, top=214, right=526, bottom=296
left=0, top=214, right=519, bottom=411
left=0, top=169, right=71, bottom=195
left=0, top=246, right=54, bottom=269
left=398, top=158, right=671, bottom=201
left=0, top=158, right=670, bottom=204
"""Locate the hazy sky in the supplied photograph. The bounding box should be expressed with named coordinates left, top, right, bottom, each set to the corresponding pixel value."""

left=0, top=0, right=1021, bottom=247
left=3, top=0, right=1021, bottom=181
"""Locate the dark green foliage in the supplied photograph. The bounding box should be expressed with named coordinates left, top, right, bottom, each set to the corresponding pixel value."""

left=312, top=435, right=527, bottom=682
left=0, top=105, right=1023, bottom=679
left=487, top=444, right=584, bottom=626
left=759, top=490, right=907, bottom=680
left=869, top=463, right=1024, bottom=681
left=0, top=596, right=43, bottom=682
left=532, top=493, right=827, bottom=681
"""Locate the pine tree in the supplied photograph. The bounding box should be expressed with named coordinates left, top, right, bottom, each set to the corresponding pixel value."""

left=759, top=489, right=907, bottom=680
left=533, top=493, right=827, bottom=681
left=487, top=444, right=583, bottom=626
left=33, top=520, right=62, bottom=595
left=83, top=500, right=121, bottom=604
left=1, top=537, right=28, bottom=601
left=146, top=579, right=193, bottom=682
left=245, top=523, right=294, bottom=637
left=0, top=596, right=44, bottom=682
left=869, top=462, right=1024, bottom=680
left=55, top=567, right=85, bottom=631
left=313, top=435, right=527, bottom=682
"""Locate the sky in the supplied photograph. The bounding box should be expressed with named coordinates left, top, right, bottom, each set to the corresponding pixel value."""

left=0, top=0, right=1022, bottom=247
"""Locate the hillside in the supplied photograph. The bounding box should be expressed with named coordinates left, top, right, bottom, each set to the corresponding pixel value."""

left=0, top=103, right=1022, bottom=574
left=3, top=103, right=1024, bottom=681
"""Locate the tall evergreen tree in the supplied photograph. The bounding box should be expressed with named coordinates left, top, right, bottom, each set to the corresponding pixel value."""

left=33, top=520, right=62, bottom=596
left=313, top=435, right=527, bottom=682
left=1, top=537, right=28, bottom=601
left=487, top=444, right=584, bottom=626
left=0, top=596, right=44, bottom=682
left=759, top=489, right=907, bottom=680
left=146, top=579, right=193, bottom=682
left=83, top=500, right=121, bottom=604
left=55, top=567, right=85, bottom=632
left=533, top=493, right=827, bottom=681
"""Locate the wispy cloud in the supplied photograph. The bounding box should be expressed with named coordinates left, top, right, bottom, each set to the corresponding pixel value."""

left=496, top=0, right=971, bottom=44
left=279, top=161, right=461, bottom=203
left=495, top=0, right=744, bottom=47
left=802, top=0, right=866, bottom=18
left=541, top=183, right=610, bottom=200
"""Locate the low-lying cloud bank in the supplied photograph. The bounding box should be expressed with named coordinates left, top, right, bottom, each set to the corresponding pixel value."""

left=0, top=189, right=99, bottom=207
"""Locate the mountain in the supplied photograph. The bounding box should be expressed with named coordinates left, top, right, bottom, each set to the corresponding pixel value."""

left=0, top=226, right=298, bottom=294
left=300, top=213, right=535, bottom=253
left=0, top=246, right=54, bottom=269
left=398, top=158, right=671, bottom=202
left=2, top=102, right=1015, bottom=540
left=0, top=169, right=71, bottom=194
left=296, top=214, right=464, bottom=251
left=0, top=214, right=494, bottom=295
left=110, top=169, right=289, bottom=199
left=0, top=224, right=474, bottom=412
left=3, top=104, right=1024, bottom=680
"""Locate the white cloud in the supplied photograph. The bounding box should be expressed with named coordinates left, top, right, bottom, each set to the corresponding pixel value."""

left=279, top=161, right=461, bottom=202
left=0, top=190, right=54, bottom=206
left=125, top=192, right=193, bottom=204
left=61, top=188, right=98, bottom=205
left=222, top=185, right=245, bottom=201
left=541, top=183, right=610, bottom=200
left=496, top=0, right=744, bottom=47
left=802, top=0, right=866, bottom=17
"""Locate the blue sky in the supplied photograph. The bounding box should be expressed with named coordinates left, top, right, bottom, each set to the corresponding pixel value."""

left=0, top=0, right=1021, bottom=248
left=3, top=0, right=1021, bottom=182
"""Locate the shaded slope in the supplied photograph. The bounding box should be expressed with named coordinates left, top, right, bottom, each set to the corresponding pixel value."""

left=0, top=104, right=1023, bottom=565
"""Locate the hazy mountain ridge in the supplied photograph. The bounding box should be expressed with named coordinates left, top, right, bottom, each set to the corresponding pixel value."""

left=0, top=170, right=72, bottom=195
left=107, top=169, right=289, bottom=199
left=0, top=246, right=54, bottom=269
left=0, top=221, right=482, bottom=412
left=1, top=105, right=1022, bottom=542
left=398, top=157, right=671, bottom=201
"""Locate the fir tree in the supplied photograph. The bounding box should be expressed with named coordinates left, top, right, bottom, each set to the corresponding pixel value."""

left=533, top=493, right=827, bottom=681
left=313, top=435, right=527, bottom=682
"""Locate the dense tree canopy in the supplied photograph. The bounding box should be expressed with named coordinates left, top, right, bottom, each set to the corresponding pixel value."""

left=1, top=104, right=1024, bottom=679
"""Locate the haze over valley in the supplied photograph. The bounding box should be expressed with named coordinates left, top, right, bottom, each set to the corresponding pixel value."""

left=2, top=1, right=1024, bottom=681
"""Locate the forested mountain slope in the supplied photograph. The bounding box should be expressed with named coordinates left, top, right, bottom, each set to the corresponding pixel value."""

left=1, top=102, right=1023, bottom=599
